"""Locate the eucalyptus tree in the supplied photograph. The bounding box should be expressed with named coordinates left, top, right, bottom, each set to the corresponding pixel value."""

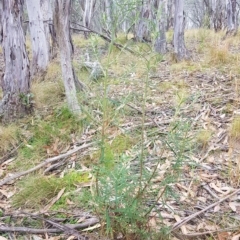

left=134, top=0, right=152, bottom=42
left=54, top=0, right=81, bottom=114
left=154, top=0, right=167, bottom=54
left=26, top=0, right=50, bottom=77
left=173, top=0, right=188, bottom=61
left=226, top=0, right=238, bottom=36
left=0, top=0, right=31, bottom=122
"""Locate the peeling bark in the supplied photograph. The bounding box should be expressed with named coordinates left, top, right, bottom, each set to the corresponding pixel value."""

left=0, top=0, right=31, bottom=122
left=54, top=0, right=81, bottom=114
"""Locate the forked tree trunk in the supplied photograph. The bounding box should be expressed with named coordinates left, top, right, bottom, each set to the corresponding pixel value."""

left=26, top=0, right=49, bottom=77
left=79, top=0, right=96, bottom=38
left=173, top=0, right=188, bottom=61
left=226, top=0, right=238, bottom=36
left=154, top=0, right=167, bottom=54
left=54, top=0, right=81, bottom=114
left=0, top=0, right=31, bottom=122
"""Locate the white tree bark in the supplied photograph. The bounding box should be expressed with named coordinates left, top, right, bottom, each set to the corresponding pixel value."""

left=226, top=0, right=238, bottom=36
left=26, top=0, right=49, bottom=77
left=41, top=0, right=53, bottom=57
left=0, top=0, right=31, bottom=122
left=173, top=0, right=188, bottom=61
left=54, top=0, right=81, bottom=115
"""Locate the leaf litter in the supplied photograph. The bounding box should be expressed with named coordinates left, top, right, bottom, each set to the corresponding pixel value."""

left=1, top=35, right=240, bottom=239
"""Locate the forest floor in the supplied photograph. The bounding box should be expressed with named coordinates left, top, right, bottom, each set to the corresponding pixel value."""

left=1, top=29, right=240, bottom=240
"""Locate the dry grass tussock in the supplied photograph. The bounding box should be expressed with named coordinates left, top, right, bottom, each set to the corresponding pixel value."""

left=31, top=61, right=65, bottom=109
left=0, top=124, right=18, bottom=156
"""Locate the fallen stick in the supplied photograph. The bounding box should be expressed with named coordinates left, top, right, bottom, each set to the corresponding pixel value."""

left=0, top=142, right=94, bottom=186
left=0, top=217, right=99, bottom=234
left=171, top=187, right=240, bottom=232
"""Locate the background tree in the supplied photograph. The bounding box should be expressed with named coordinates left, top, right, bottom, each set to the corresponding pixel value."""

left=226, top=0, right=238, bottom=36
left=26, top=0, right=50, bottom=77
left=173, top=0, right=188, bottom=61
left=134, top=0, right=152, bottom=42
left=54, top=0, right=81, bottom=114
left=0, top=0, right=31, bottom=122
left=154, top=0, right=167, bottom=54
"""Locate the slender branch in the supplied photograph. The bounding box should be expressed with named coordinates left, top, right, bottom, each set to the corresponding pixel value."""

left=0, top=142, right=94, bottom=186
left=70, top=22, right=135, bottom=54
left=0, top=217, right=99, bottom=234
left=171, top=187, right=240, bottom=232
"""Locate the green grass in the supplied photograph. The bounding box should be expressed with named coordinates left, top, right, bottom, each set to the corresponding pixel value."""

left=230, top=117, right=240, bottom=139
left=13, top=107, right=83, bottom=171
left=13, top=170, right=89, bottom=209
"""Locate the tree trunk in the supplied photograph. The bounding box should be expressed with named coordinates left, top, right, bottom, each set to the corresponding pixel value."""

left=135, top=0, right=152, bottom=42
left=54, top=0, right=81, bottom=115
left=226, top=0, right=238, bottom=36
left=26, top=0, right=49, bottom=77
left=154, top=0, right=167, bottom=54
left=166, top=0, right=174, bottom=30
left=80, top=0, right=96, bottom=38
left=0, top=0, right=31, bottom=122
left=173, top=0, right=189, bottom=62
left=41, top=0, right=54, bottom=58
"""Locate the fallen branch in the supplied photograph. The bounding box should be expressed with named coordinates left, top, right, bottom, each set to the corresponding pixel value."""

left=0, top=142, right=94, bottom=186
left=0, top=217, right=99, bottom=235
left=173, top=226, right=240, bottom=239
left=70, top=23, right=135, bottom=54
left=171, top=187, right=240, bottom=232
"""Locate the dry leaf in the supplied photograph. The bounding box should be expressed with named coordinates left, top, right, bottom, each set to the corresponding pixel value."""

left=214, top=204, right=220, bottom=212
left=209, top=182, right=225, bottom=195
left=66, top=198, right=74, bottom=205
left=0, top=237, right=8, bottom=240
left=77, top=217, right=86, bottom=223
left=148, top=216, right=157, bottom=230
left=66, top=236, right=75, bottom=240
left=174, top=215, right=188, bottom=234
left=82, top=223, right=101, bottom=231
left=229, top=202, right=237, bottom=212
left=42, top=188, right=65, bottom=212
left=232, top=234, right=240, bottom=240
left=217, top=231, right=229, bottom=240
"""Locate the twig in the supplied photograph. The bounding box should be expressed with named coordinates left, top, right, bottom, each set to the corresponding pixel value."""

left=174, top=226, right=240, bottom=239
left=171, top=187, right=240, bottom=232
left=0, top=142, right=94, bottom=186
left=0, top=217, right=99, bottom=234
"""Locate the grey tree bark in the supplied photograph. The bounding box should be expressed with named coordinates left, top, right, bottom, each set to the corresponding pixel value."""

left=226, top=0, right=238, bottom=36
left=54, top=0, right=81, bottom=114
left=135, top=0, right=152, bottom=42
left=0, top=0, right=31, bottom=122
left=41, top=0, right=53, bottom=58
left=173, top=0, right=189, bottom=61
left=166, top=0, right=174, bottom=30
left=79, top=0, right=96, bottom=37
left=26, top=0, right=50, bottom=77
left=154, top=0, right=167, bottom=54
